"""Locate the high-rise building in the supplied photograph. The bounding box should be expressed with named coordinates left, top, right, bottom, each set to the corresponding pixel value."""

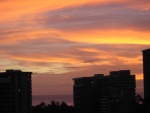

left=0, top=69, right=32, bottom=113
left=73, top=76, right=93, bottom=113
left=142, top=48, right=150, bottom=105
left=73, top=70, right=135, bottom=113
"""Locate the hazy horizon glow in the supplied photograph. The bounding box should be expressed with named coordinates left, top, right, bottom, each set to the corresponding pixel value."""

left=0, top=0, right=150, bottom=95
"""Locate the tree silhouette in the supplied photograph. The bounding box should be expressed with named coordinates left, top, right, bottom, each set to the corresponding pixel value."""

left=135, top=94, right=144, bottom=104
left=131, top=94, right=148, bottom=113
left=32, top=100, right=75, bottom=113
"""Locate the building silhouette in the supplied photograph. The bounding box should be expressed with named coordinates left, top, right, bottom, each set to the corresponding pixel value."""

left=73, top=70, right=135, bottom=113
left=142, top=49, right=150, bottom=106
left=0, top=69, right=32, bottom=113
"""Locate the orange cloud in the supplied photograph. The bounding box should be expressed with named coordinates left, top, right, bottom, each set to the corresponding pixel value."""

left=2, top=28, right=150, bottom=45
left=77, top=48, right=100, bottom=53
left=0, top=43, right=142, bottom=74
left=0, top=0, right=121, bottom=23
left=59, top=29, right=150, bottom=45
left=1, top=0, right=150, bottom=46
left=0, top=0, right=148, bottom=96
left=11, top=55, right=80, bottom=64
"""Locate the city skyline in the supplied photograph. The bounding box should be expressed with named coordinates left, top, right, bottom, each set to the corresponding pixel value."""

left=73, top=70, right=136, bottom=113
left=0, top=0, right=150, bottom=96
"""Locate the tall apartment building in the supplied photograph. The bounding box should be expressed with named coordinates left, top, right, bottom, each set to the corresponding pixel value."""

left=0, top=70, right=32, bottom=113
left=101, top=70, right=135, bottom=113
left=73, top=70, right=135, bottom=113
left=142, top=48, right=150, bottom=105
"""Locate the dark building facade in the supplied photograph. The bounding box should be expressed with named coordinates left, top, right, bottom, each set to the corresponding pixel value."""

left=142, top=49, right=150, bottom=105
left=73, top=70, right=135, bottom=113
left=0, top=70, right=32, bottom=113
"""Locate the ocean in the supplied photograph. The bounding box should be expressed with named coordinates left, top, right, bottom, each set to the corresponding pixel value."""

left=32, top=94, right=73, bottom=106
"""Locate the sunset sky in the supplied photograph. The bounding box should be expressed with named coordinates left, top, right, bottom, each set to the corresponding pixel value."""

left=0, top=0, right=150, bottom=97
